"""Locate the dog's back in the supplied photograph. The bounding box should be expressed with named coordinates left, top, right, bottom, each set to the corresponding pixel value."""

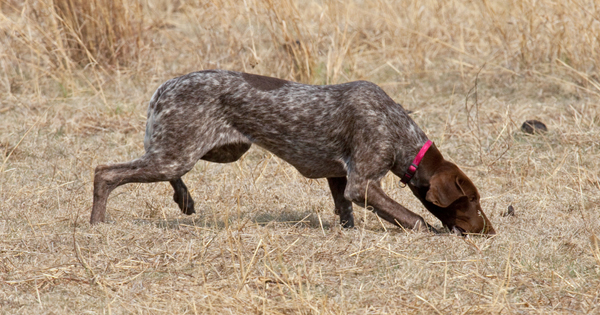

left=144, top=70, right=426, bottom=178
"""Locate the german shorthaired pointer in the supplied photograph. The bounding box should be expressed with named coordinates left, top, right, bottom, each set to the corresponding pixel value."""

left=91, top=70, right=495, bottom=235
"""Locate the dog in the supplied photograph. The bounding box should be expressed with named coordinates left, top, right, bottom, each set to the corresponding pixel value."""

left=91, top=70, right=495, bottom=235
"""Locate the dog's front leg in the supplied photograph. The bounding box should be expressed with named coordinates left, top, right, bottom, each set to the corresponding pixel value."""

left=344, top=177, right=435, bottom=232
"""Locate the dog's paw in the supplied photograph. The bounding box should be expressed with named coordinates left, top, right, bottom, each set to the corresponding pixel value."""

left=173, top=193, right=195, bottom=215
left=414, top=218, right=438, bottom=234
left=340, top=213, right=355, bottom=228
left=181, top=201, right=195, bottom=215
left=427, top=224, right=440, bottom=234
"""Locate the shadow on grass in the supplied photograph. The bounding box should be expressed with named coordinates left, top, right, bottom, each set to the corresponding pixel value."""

left=132, top=210, right=331, bottom=230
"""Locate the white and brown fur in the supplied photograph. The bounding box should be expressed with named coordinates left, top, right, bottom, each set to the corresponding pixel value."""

left=91, top=70, right=495, bottom=235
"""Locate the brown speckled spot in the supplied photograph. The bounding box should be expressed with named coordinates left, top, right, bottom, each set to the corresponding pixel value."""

left=242, top=72, right=288, bottom=91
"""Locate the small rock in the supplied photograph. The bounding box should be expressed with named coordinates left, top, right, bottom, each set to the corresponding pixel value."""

left=502, top=205, right=515, bottom=217
left=521, top=120, right=547, bottom=134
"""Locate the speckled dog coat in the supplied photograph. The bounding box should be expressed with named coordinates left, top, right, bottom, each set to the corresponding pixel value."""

left=91, top=70, right=495, bottom=235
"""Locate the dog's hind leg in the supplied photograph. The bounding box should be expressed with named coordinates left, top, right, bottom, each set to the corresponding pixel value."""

left=91, top=153, right=196, bottom=224
left=327, top=177, right=355, bottom=228
left=170, top=178, right=195, bottom=215
left=169, top=142, right=252, bottom=215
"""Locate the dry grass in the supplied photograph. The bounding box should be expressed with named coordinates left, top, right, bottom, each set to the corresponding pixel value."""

left=1, top=0, right=600, bottom=313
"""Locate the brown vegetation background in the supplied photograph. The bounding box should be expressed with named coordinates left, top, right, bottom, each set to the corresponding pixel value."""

left=1, top=0, right=600, bottom=313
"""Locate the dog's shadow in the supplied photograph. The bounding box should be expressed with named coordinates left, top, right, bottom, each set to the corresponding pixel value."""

left=132, top=210, right=330, bottom=231
left=131, top=215, right=465, bottom=236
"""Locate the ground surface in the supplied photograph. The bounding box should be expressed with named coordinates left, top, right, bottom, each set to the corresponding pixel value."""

left=1, top=0, right=600, bottom=314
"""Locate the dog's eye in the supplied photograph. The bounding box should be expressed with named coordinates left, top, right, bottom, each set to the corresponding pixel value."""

left=469, top=195, right=477, bottom=202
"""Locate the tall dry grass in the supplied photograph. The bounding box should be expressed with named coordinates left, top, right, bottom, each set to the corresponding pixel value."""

left=51, top=0, right=144, bottom=67
left=1, top=0, right=600, bottom=313
left=1, top=0, right=599, bottom=90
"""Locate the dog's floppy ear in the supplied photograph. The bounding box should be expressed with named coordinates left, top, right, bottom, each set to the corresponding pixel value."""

left=426, top=172, right=466, bottom=208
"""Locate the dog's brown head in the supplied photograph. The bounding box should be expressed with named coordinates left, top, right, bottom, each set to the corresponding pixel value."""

left=406, top=148, right=495, bottom=236
left=421, top=162, right=495, bottom=235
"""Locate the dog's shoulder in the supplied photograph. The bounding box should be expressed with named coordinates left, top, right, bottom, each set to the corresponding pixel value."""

left=336, top=80, right=394, bottom=107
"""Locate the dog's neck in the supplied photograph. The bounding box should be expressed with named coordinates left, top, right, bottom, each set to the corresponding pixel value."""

left=408, top=143, right=445, bottom=189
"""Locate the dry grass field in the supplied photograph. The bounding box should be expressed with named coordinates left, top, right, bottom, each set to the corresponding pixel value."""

left=1, top=0, right=600, bottom=313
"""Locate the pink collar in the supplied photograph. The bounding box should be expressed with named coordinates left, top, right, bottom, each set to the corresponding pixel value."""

left=400, top=140, right=433, bottom=184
